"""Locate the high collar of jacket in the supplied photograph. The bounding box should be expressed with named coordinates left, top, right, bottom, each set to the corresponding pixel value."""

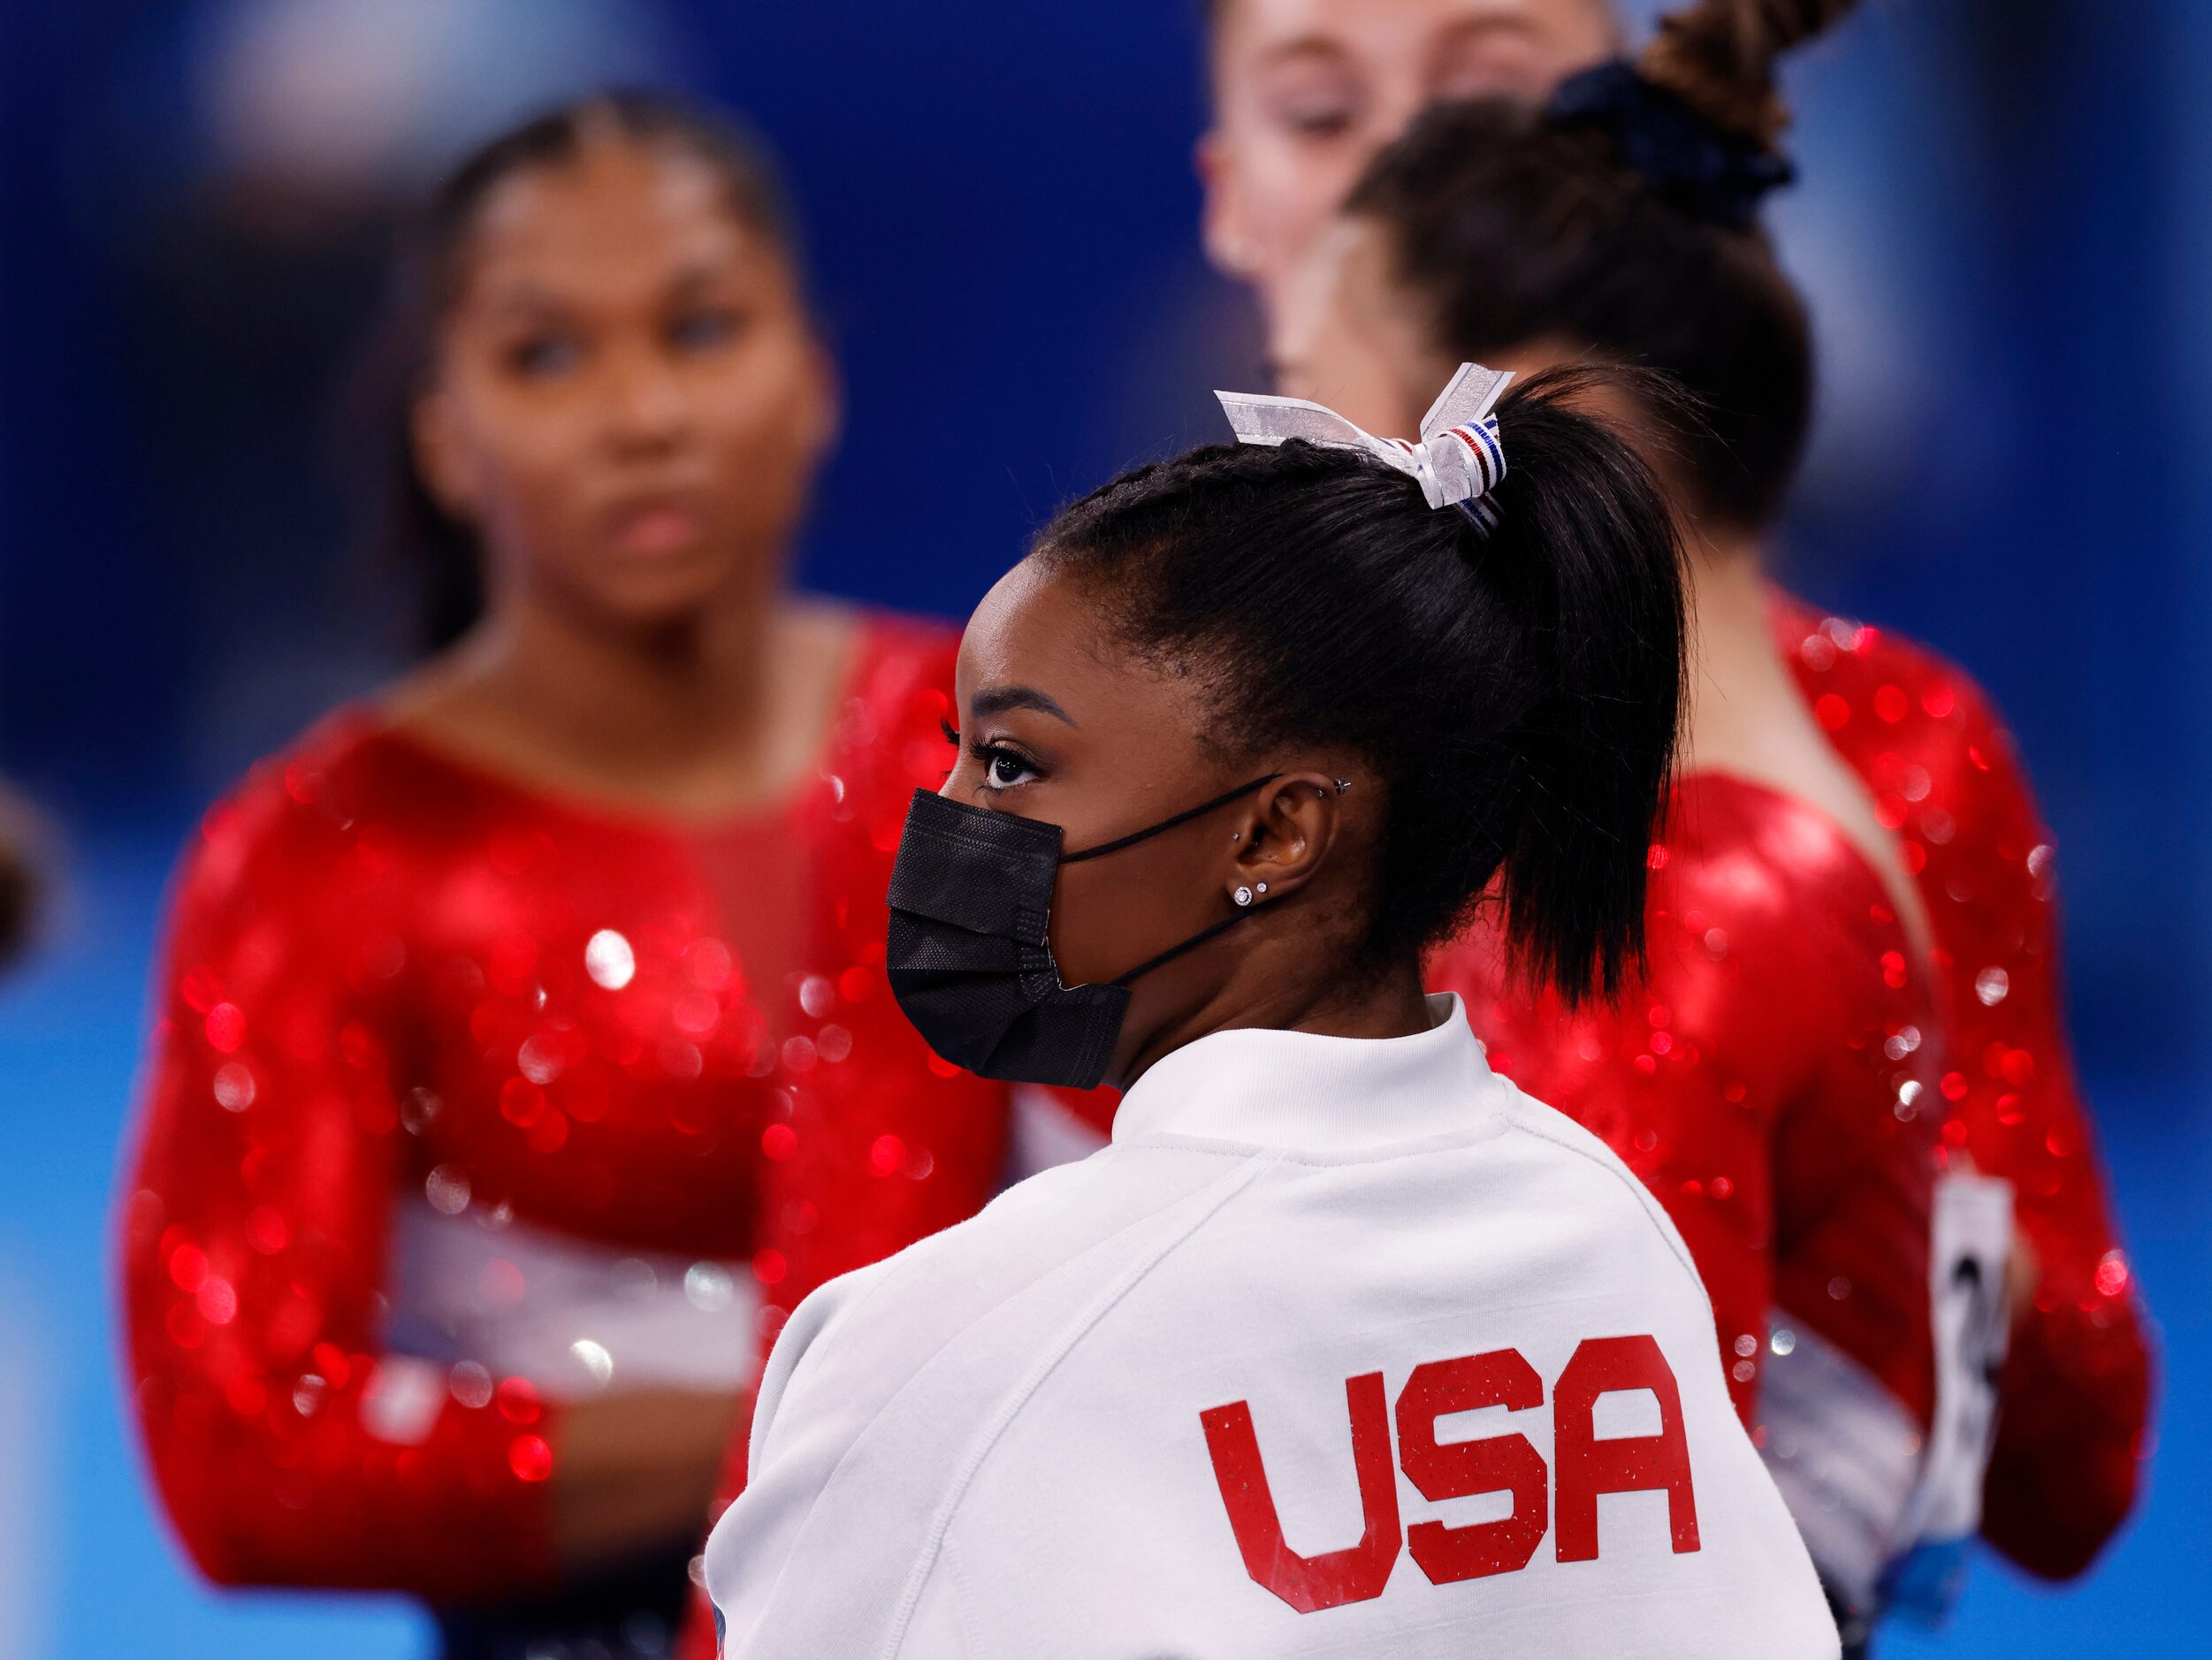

left=1110, top=993, right=1506, bottom=1154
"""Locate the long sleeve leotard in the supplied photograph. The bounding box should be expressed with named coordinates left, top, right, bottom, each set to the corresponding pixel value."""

left=1773, top=593, right=2153, bottom=1579
left=119, top=613, right=1010, bottom=1605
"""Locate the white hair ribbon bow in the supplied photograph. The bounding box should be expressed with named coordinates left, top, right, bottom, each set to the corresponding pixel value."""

left=1214, top=362, right=1514, bottom=535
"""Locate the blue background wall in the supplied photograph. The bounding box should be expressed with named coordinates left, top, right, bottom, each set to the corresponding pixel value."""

left=0, top=1, right=2202, bottom=1654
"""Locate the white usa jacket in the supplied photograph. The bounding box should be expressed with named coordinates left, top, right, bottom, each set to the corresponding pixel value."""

left=705, top=996, right=1838, bottom=1659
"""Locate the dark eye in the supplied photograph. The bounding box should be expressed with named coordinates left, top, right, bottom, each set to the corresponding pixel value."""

left=669, top=308, right=744, bottom=354
left=508, top=333, right=584, bottom=378
left=978, top=745, right=1040, bottom=790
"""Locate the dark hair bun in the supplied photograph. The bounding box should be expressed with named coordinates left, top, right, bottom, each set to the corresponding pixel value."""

left=1640, top=0, right=1864, bottom=145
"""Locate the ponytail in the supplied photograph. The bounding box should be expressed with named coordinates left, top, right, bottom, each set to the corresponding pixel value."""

left=1034, top=366, right=1687, bottom=1005
left=1479, top=369, right=1689, bottom=1001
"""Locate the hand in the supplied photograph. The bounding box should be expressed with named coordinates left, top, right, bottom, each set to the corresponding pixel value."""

left=549, top=1387, right=748, bottom=1572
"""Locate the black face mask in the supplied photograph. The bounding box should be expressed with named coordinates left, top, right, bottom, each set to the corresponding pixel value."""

left=885, top=776, right=1278, bottom=1090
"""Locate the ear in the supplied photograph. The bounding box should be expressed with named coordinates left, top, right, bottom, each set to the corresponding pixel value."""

left=1222, top=773, right=1348, bottom=909
left=410, top=386, right=480, bottom=522
left=1197, top=130, right=1261, bottom=281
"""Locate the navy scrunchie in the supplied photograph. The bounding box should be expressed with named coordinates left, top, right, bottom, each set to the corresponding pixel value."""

left=1545, top=59, right=1795, bottom=229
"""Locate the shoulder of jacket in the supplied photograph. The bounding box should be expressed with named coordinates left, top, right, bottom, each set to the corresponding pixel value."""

left=1493, top=1087, right=1708, bottom=1291
left=759, top=1144, right=1268, bottom=1458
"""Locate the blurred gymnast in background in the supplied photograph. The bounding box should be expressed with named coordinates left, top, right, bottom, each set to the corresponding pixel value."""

left=1198, top=0, right=1619, bottom=332
left=120, top=93, right=1017, bottom=1660
left=1203, top=0, right=2152, bottom=1647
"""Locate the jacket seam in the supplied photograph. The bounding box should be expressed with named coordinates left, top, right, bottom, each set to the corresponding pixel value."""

left=938, top=1532, right=982, bottom=1656
left=1114, top=1122, right=1508, bottom=1168
left=1499, top=1108, right=1707, bottom=1291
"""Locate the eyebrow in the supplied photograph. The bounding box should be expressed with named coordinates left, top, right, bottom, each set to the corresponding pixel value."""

left=667, top=256, right=751, bottom=296
left=474, top=254, right=747, bottom=320
left=971, top=684, right=1078, bottom=726
left=1251, top=36, right=1353, bottom=72
left=479, top=282, right=569, bottom=320
left=1434, top=15, right=1545, bottom=51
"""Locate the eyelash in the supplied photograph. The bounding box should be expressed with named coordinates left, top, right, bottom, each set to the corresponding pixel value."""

left=937, top=718, right=1040, bottom=791
left=1285, top=107, right=1354, bottom=139
left=669, top=308, right=744, bottom=352
left=508, top=334, right=583, bottom=377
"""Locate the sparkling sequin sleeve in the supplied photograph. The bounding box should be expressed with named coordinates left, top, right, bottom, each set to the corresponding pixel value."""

left=118, top=769, right=563, bottom=1597
left=1775, top=597, right=2152, bottom=1576
left=1907, top=672, right=2151, bottom=1577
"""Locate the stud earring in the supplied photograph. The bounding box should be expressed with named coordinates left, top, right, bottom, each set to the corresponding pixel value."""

left=1233, top=886, right=1254, bottom=907
left=1255, top=881, right=1269, bottom=896
left=1333, top=778, right=1353, bottom=794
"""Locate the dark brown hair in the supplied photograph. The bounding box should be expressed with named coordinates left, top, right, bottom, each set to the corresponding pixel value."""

left=1642, top=0, right=1859, bottom=145
left=1346, top=0, right=1862, bottom=532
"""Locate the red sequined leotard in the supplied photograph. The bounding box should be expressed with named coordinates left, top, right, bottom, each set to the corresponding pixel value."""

left=119, top=613, right=1009, bottom=1605
left=1434, top=769, right=1941, bottom=1616
left=1773, top=592, right=2152, bottom=1579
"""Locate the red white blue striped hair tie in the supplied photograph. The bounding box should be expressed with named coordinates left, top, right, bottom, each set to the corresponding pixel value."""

left=1214, top=362, right=1514, bottom=537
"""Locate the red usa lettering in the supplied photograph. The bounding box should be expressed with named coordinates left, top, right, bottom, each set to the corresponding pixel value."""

left=1199, top=1335, right=1699, bottom=1614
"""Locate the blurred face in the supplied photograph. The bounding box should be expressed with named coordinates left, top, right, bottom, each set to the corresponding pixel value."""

left=941, top=560, right=1360, bottom=1084
left=1274, top=215, right=1593, bottom=438
left=413, top=137, right=835, bottom=631
left=1200, top=0, right=1616, bottom=324
left=1271, top=216, right=1451, bottom=436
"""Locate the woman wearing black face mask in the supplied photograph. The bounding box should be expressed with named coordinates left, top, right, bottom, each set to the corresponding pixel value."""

left=699, top=365, right=1841, bottom=1657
